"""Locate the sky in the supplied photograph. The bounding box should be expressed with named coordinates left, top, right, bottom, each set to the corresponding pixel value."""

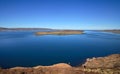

left=0, top=0, right=120, bottom=30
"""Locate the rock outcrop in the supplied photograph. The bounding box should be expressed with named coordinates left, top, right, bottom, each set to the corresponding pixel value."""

left=0, top=63, right=72, bottom=74
left=0, top=54, right=120, bottom=74
left=33, top=63, right=72, bottom=69
left=0, top=63, right=97, bottom=74
left=82, top=54, right=120, bottom=69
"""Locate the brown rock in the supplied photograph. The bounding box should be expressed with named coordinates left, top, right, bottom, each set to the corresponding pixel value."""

left=82, top=54, right=120, bottom=69
left=2, top=53, right=120, bottom=74
left=0, top=63, right=72, bottom=74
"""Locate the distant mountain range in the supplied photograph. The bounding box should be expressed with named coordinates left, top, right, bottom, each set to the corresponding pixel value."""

left=0, top=27, right=53, bottom=31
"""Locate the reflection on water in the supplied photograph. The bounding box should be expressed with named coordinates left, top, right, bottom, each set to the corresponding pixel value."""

left=0, top=30, right=120, bottom=68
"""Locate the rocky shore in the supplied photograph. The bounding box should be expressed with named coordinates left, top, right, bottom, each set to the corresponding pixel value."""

left=82, top=54, right=120, bottom=68
left=35, top=30, right=84, bottom=35
left=0, top=54, right=120, bottom=74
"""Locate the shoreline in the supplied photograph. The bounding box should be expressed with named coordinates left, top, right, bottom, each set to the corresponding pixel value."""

left=0, top=54, right=120, bottom=74
left=1, top=27, right=120, bottom=34
left=99, top=30, right=120, bottom=34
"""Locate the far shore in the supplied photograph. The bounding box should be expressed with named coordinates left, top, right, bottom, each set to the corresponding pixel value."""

left=0, top=27, right=120, bottom=33
left=100, top=30, right=120, bottom=34
left=0, top=27, right=53, bottom=31
left=0, top=27, right=120, bottom=35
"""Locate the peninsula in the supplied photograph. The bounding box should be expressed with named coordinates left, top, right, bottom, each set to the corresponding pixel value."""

left=35, top=30, right=84, bottom=35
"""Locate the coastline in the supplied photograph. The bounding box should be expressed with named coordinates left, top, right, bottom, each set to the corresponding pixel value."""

left=100, top=30, right=120, bottom=34
left=0, top=54, right=119, bottom=74
left=0, top=27, right=53, bottom=31
left=1, top=27, right=120, bottom=34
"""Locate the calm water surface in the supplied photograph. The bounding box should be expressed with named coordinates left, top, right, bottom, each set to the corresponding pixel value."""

left=0, top=30, right=120, bottom=68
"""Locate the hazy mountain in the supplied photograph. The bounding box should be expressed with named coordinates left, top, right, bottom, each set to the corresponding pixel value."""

left=0, top=27, right=53, bottom=31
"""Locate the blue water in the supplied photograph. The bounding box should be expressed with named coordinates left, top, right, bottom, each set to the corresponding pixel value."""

left=0, top=30, right=120, bottom=68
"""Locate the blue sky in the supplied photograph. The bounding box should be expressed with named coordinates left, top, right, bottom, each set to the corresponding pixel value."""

left=0, top=0, right=120, bottom=30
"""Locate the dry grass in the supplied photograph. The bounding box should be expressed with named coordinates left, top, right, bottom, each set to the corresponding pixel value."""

left=35, top=30, right=84, bottom=35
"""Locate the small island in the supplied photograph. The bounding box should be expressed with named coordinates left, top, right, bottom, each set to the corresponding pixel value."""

left=35, top=30, right=84, bottom=35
